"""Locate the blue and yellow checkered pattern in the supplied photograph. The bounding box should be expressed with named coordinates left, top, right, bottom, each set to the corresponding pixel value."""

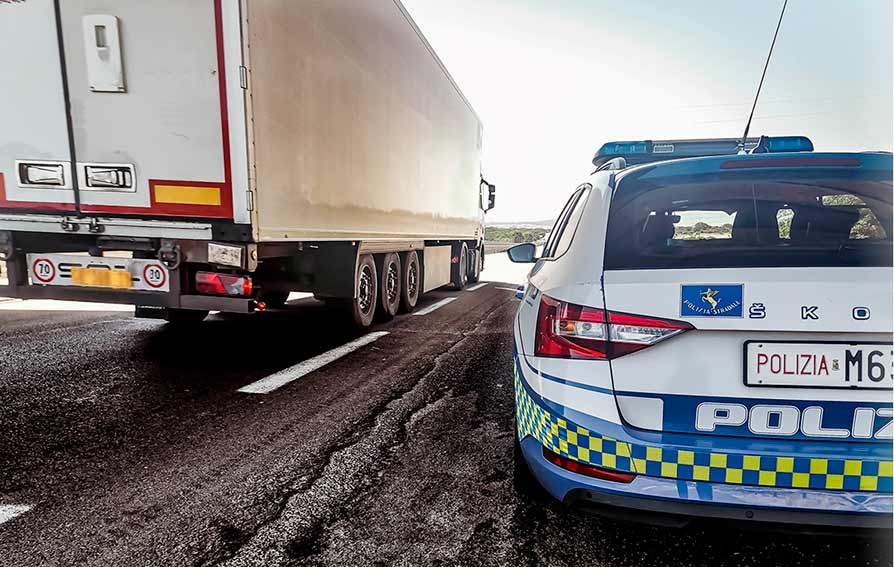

left=515, top=365, right=893, bottom=493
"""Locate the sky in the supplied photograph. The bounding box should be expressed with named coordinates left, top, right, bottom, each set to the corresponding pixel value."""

left=401, top=0, right=894, bottom=223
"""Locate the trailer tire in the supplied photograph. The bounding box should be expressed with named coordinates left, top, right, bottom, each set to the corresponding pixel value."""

left=451, top=242, right=469, bottom=290
left=165, top=308, right=209, bottom=325
left=468, top=245, right=483, bottom=283
left=399, top=250, right=421, bottom=313
left=351, top=254, right=378, bottom=327
left=378, top=252, right=401, bottom=319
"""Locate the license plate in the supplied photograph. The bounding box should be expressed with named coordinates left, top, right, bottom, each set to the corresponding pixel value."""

left=27, top=253, right=170, bottom=292
left=745, top=341, right=893, bottom=390
left=71, top=267, right=133, bottom=289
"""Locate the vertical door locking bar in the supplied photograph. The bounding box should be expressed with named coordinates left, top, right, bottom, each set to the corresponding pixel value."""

left=53, top=0, right=83, bottom=217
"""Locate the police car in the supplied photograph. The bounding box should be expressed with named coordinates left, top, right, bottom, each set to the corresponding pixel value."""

left=508, top=136, right=893, bottom=527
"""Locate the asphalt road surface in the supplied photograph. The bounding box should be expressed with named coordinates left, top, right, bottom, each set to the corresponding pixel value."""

left=0, top=278, right=891, bottom=566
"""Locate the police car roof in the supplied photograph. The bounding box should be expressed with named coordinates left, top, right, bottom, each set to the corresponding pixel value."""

left=611, top=150, right=893, bottom=183
left=593, top=136, right=814, bottom=168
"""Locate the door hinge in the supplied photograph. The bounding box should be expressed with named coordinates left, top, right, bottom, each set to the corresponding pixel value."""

left=246, top=191, right=254, bottom=211
left=87, top=217, right=105, bottom=234
left=239, top=66, right=248, bottom=89
left=61, top=217, right=80, bottom=233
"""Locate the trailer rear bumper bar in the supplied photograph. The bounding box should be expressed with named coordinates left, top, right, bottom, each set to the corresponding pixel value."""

left=0, top=214, right=215, bottom=241
left=0, top=282, right=256, bottom=313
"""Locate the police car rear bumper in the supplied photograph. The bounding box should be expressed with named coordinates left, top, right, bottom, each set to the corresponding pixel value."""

left=520, top=436, right=893, bottom=529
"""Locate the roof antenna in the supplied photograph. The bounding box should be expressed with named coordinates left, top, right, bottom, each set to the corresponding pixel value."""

left=739, top=0, right=789, bottom=154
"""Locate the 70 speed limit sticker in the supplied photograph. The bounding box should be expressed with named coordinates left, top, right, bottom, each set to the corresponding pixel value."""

left=26, top=254, right=171, bottom=292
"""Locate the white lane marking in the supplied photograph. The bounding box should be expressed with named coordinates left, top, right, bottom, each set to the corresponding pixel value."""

left=412, top=297, right=456, bottom=316
left=465, top=283, right=488, bottom=292
left=0, top=505, right=32, bottom=525
left=287, top=292, right=314, bottom=302
left=494, top=287, right=520, bottom=292
left=237, top=332, right=389, bottom=395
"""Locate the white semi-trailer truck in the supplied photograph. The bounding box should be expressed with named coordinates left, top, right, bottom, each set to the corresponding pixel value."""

left=0, top=0, right=496, bottom=326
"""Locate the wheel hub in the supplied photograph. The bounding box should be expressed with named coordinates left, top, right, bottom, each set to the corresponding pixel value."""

left=387, top=263, right=399, bottom=303
left=358, top=266, right=373, bottom=313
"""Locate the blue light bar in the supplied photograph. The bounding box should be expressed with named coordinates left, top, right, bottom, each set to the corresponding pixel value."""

left=593, top=136, right=814, bottom=168
left=599, top=142, right=649, bottom=155
left=751, top=135, right=814, bottom=154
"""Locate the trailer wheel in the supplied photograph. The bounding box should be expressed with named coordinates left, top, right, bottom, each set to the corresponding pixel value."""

left=165, top=308, right=209, bottom=325
left=378, top=252, right=401, bottom=319
left=468, top=245, right=483, bottom=283
left=400, top=250, right=421, bottom=313
left=351, top=254, right=378, bottom=327
left=451, top=242, right=469, bottom=290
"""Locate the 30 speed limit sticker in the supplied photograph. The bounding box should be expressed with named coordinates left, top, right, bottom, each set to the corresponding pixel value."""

left=26, top=254, right=171, bottom=292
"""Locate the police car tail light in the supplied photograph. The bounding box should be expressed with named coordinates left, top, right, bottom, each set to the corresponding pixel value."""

left=195, top=271, right=253, bottom=297
left=607, top=311, right=694, bottom=358
left=535, top=296, right=693, bottom=360
left=535, top=296, right=609, bottom=359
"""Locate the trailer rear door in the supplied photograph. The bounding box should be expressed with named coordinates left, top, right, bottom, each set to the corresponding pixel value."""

left=0, top=1, right=75, bottom=213
left=1, top=0, right=249, bottom=225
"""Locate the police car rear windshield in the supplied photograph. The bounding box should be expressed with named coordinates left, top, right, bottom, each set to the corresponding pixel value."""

left=604, top=171, right=893, bottom=270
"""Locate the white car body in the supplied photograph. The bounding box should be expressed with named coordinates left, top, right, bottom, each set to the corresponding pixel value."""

left=513, top=148, right=893, bottom=527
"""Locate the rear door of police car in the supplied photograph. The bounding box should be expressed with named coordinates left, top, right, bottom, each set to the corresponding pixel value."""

left=600, top=154, right=893, bottom=448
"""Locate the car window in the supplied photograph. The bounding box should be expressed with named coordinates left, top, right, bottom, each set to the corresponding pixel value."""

left=550, top=186, right=591, bottom=258
left=541, top=189, right=582, bottom=258
left=604, top=176, right=893, bottom=269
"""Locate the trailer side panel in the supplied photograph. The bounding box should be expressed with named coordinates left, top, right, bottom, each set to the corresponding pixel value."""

left=246, top=0, right=483, bottom=242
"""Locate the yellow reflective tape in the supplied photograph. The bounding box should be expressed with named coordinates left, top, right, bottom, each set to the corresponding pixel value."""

left=646, top=446, right=662, bottom=461
left=726, top=469, right=743, bottom=484
left=602, top=454, right=617, bottom=469
left=616, top=442, right=631, bottom=458
left=693, top=465, right=710, bottom=481
left=776, top=457, right=794, bottom=473
left=860, top=476, right=878, bottom=491
left=810, top=459, right=828, bottom=475
left=826, top=475, right=844, bottom=490
left=661, top=462, right=677, bottom=478
left=759, top=471, right=776, bottom=486
left=792, top=473, right=810, bottom=488
left=844, top=460, right=862, bottom=476
left=566, top=431, right=578, bottom=446
left=589, top=437, right=602, bottom=452
left=880, top=461, right=893, bottom=477
left=743, top=455, right=761, bottom=471
left=710, top=453, right=727, bottom=468
left=632, top=458, right=646, bottom=473
left=677, top=450, right=695, bottom=465
left=578, top=448, right=590, bottom=463
left=154, top=184, right=221, bottom=206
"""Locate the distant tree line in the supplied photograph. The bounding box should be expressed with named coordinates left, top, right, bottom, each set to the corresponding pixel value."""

left=485, top=227, right=548, bottom=243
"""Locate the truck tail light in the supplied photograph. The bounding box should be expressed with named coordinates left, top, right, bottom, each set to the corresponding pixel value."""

left=534, top=295, right=693, bottom=360
left=543, top=446, right=636, bottom=483
left=195, top=271, right=253, bottom=297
